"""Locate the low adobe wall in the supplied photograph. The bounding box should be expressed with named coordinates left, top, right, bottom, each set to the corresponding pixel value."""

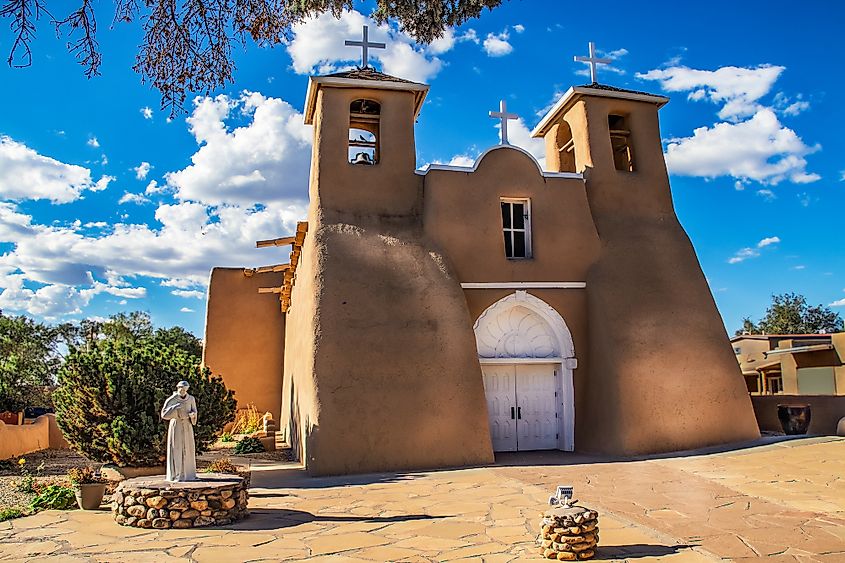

left=0, top=414, right=68, bottom=460
left=752, top=395, right=845, bottom=435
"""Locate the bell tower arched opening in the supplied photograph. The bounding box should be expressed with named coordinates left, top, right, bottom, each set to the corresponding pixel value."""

left=349, top=99, right=380, bottom=165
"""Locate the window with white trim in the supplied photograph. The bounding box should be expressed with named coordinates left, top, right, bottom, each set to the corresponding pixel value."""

left=500, top=198, right=532, bottom=259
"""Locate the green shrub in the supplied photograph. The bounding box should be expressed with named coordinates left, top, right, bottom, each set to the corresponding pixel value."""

left=54, top=340, right=236, bottom=467
left=220, top=432, right=234, bottom=443
left=233, top=437, right=264, bottom=454
left=29, top=484, right=76, bottom=511
left=0, top=508, right=24, bottom=522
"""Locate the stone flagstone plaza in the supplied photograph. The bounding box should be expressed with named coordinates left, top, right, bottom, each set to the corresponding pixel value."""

left=1, top=436, right=844, bottom=562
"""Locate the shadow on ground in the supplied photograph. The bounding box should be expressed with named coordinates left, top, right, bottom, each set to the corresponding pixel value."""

left=595, top=544, right=698, bottom=560
left=221, top=508, right=443, bottom=531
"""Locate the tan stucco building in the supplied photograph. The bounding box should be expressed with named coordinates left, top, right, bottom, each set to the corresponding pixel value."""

left=203, top=68, right=760, bottom=475
left=732, top=333, right=845, bottom=395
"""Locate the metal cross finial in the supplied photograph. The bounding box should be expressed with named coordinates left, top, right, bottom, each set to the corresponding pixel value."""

left=489, top=100, right=519, bottom=145
left=345, top=25, right=386, bottom=69
left=574, top=41, right=612, bottom=83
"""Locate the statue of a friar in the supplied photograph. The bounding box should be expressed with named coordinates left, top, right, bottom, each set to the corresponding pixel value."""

left=160, top=381, right=198, bottom=482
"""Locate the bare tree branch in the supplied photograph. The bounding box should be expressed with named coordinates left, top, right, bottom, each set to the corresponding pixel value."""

left=1, top=0, right=50, bottom=68
left=54, top=0, right=101, bottom=78
left=3, top=0, right=506, bottom=113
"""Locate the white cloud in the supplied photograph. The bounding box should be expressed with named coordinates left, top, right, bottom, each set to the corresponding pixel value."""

left=141, top=107, right=153, bottom=120
left=638, top=63, right=820, bottom=188
left=483, top=30, right=512, bottom=57
left=172, top=289, right=204, bottom=299
left=447, top=155, right=476, bottom=167
left=637, top=64, right=784, bottom=120
left=728, top=247, right=759, bottom=264
left=774, top=92, right=810, bottom=116
left=118, top=192, right=151, bottom=205
left=792, top=265, right=806, bottom=270
left=575, top=47, right=628, bottom=78
left=0, top=199, right=306, bottom=318
left=507, top=118, right=547, bottom=168
left=512, top=24, right=525, bottom=33
left=180, top=307, right=195, bottom=313
left=757, top=236, right=780, bottom=248
left=286, top=10, right=445, bottom=83
left=830, top=298, right=845, bottom=307
left=728, top=236, right=780, bottom=264
left=756, top=188, right=776, bottom=201
left=662, top=109, right=820, bottom=185
left=0, top=93, right=310, bottom=320
left=145, top=180, right=165, bottom=195
left=0, top=136, right=113, bottom=203
left=134, top=161, right=152, bottom=180
left=165, top=91, right=312, bottom=207
left=87, top=136, right=100, bottom=148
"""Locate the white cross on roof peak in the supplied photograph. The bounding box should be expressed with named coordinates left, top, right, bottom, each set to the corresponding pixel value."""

left=574, top=41, right=612, bottom=83
left=489, top=100, right=519, bottom=145
left=344, top=25, right=386, bottom=69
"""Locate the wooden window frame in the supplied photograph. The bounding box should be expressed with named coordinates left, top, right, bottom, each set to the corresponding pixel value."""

left=500, top=197, right=533, bottom=260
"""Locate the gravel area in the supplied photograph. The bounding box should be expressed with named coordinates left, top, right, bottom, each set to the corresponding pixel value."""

left=0, top=449, right=93, bottom=515
left=0, top=442, right=293, bottom=516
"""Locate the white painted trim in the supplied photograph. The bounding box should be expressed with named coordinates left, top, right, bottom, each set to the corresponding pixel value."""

left=474, top=291, right=577, bottom=452
left=415, top=144, right=584, bottom=180
left=479, top=357, right=565, bottom=365
left=532, top=85, right=669, bottom=138
left=461, top=282, right=586, bottom=289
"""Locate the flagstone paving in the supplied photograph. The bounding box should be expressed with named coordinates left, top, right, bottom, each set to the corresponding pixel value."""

left=0, top=437, right=843, bottom=562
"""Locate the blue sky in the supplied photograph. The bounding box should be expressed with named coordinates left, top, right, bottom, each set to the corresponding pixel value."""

left=0, top=0, right=842, bottom=336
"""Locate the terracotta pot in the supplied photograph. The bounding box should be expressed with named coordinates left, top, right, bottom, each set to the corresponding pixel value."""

left=777, top=404, right=811, bottom=435
left=75, top=483, right=107, bottom=510
left=0, top=411, right=19, bottom=425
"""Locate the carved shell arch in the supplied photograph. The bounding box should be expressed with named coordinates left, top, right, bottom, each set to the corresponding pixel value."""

left=473, top=291, right=575, bottom=359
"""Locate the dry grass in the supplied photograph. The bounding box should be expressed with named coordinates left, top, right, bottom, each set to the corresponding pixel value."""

left=230, top=403, right=262, bottom=434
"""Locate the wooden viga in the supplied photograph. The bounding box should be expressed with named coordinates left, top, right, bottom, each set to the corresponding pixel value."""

left=252, top=221, right=308, bottom=313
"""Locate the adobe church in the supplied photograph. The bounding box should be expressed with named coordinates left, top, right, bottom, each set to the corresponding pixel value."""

left=202, top=36, right=760, bottom=476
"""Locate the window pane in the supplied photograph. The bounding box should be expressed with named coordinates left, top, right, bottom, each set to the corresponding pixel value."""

left=503, top=231, right=513, bottom=257
left=513, top=231, right=526, bottom=258
left=512, top=203, right=525, bottom=229
left=501, top=202, right=511, bottom=229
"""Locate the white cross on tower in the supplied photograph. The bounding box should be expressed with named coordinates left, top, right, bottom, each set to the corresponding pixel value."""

left=345, top=25, right=386, bottom=69
left=574, top=41, right=612, bottom=83
left=489, top=100, right=518, bottom=145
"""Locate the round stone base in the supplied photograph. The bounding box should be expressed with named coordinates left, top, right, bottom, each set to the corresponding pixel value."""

left=112, top=473, right=248, bottom=529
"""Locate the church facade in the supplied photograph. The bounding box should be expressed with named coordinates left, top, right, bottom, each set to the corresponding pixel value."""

left=202, top=67, right=760, bottom=476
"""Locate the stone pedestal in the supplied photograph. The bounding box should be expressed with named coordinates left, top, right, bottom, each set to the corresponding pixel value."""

left=538, top=504, right=600, bottom=560
left=112, top=473, right=248, bottom=529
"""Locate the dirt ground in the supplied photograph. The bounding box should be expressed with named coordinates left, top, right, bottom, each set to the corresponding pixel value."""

left=0, top=440, right=293, bottom=516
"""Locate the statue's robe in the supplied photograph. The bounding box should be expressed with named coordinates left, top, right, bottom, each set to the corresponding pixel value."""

left=160, top=393, right=197, bottom=482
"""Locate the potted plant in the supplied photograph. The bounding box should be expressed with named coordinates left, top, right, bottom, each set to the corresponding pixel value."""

left=777, top=404, right=812, bottom=435
left=67, top=466, right=107, bottom=510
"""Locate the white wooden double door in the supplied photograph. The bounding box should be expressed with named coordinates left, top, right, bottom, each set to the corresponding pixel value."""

left=482, top=363, right=559, bottom=452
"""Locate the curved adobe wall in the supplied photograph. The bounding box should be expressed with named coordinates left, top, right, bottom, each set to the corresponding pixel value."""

left=567, top=97, right=760, bottom=455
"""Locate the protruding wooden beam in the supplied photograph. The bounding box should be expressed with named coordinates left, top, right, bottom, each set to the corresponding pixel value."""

left=254, top=263, right=291, bottom=274
left=296, top=221, right=308, bottom=233
left=258, top=286, right=284, bottom=294
left=256, top=236, right=296, bottom=248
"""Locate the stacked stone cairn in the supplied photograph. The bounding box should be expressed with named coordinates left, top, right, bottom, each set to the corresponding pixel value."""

left=538, top=503, right=599, bottom=560
left=112, top=473, right=248, bottom=529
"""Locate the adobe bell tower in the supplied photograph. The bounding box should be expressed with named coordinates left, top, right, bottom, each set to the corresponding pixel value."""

left=303, top=67, right=427, bottom=219
left=532, top=57, right=760, bottom=455
left=281, top=33, right=494, bottom=476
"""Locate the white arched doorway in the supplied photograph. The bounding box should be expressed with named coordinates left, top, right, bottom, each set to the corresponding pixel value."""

left=474, top=291, right=576, bottom=452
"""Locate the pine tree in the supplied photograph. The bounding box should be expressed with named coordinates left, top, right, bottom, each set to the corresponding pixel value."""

left=54, top=339, right=235, bottom=467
